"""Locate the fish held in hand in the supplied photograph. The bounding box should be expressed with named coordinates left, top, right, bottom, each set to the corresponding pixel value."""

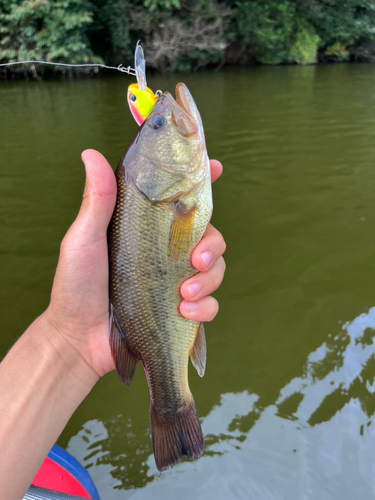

left=108, top=83, right=212, bottom=471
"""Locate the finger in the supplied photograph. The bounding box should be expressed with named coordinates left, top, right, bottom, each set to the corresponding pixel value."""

left=192, top=224, right=226, bottom=272
left=180, top=296, right=219, bottom=322
left=210, top=159, right=222, bottom=183
left=67, top=150, right=117, bottom=244
left=181, top=257, right=226, bottom=301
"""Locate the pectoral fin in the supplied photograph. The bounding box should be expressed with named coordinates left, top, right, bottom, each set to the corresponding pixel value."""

left=190, top=322, right=206, bottom=377
left=168, top=201, right=195, bottom=261
left=109, top=304, right=138, bottom=385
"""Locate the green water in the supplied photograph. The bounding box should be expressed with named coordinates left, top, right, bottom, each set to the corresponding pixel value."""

left=2, top=64, right=375, bottom=499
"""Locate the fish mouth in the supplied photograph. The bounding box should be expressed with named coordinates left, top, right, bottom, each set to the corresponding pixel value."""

left=175, top=83, right=204, bottom=142
left=157, top=84, right=202, bottom=138
left=175, top=83, right=197, bottom=119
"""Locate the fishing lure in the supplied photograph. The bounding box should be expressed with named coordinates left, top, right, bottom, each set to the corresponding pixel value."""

left=127, top=42, right=159, bottom=126
left=127, top=83, right=157, bottom=126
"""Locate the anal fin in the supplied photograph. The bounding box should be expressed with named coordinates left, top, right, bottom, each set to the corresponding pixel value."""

left=109, top=304, right=138, bottom=385
left=190, top=322, right=206, bottom=377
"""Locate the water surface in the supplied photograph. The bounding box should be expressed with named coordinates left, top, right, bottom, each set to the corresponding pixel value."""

left=2, top=64, right=375, bottom=499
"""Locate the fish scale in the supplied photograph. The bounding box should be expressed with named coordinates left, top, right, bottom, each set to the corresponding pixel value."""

left=108, top=84, right=212, bottom=471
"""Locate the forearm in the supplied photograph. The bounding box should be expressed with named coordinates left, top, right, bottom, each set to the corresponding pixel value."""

left=0, top=312, right=99, bottom=500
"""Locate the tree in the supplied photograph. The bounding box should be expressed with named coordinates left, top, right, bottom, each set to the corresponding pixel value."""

left=297, top=0, right=375, bottom=61
left=0, top=0, right=102, bottom=77
left=127, top=0, right=231, bottom=72
left=233, top=0, right=296, bottom=65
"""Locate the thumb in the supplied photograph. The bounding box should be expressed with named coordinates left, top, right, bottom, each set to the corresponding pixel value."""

left=69, top=149, right=117, bottom=243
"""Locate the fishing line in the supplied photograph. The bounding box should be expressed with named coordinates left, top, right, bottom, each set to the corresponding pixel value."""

left=1, top=46, right=165, bottom=115
left=0, top=60, right=136, bottom=75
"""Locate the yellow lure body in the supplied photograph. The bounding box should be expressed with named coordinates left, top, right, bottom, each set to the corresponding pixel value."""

left=127, top=83, right=157, bottom=126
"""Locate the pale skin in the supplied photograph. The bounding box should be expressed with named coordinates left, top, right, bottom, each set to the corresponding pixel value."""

left=0, top=149, right=226, bottom=500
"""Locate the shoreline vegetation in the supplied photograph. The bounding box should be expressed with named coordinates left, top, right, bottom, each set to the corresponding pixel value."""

left=1, top=0, right=375, bottom=79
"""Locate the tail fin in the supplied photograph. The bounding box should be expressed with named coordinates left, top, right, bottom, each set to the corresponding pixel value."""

left=150, top=400, right=204, bottom=471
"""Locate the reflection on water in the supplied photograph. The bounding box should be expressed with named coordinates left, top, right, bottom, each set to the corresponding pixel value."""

left=68, top=307, right=375, bottom=500
left=67, top=416, right=152, bottom=493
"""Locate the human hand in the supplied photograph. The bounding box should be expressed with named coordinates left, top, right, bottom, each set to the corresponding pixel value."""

left=43, top=150, right=225, bottom=382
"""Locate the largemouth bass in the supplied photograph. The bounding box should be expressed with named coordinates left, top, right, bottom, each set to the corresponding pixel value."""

left=108, top=83, right=212, bottom=471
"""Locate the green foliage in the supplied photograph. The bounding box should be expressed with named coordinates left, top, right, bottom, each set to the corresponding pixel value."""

left=297, top=0, right=375, bottom=49
left=296, top=0, right=375, bottom=62
left=231, top=0, right=375, bottom=65
left=3, top=0, right=375, bottom=76
left=324, top=41, right=350, bottom=62
left=234, top=0, right=295, bottom=65
left=0, top=0, right=102, bottom=75
left=90, top=0, right=132, bottom=61
left=143, top=0, right=180, bottom=11
left=288, top=23, right=320, bottom=65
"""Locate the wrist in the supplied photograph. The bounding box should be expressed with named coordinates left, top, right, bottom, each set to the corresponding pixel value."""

left=36, top=309, right=100, bottom=390
left=0, top=311, right=99, bottom=498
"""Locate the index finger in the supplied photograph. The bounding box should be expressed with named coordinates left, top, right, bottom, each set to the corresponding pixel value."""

left=210, top=159, right=222, bottom=183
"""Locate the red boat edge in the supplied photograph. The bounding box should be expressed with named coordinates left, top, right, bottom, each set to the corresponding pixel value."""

left=31, top=444, right=100, bottom=499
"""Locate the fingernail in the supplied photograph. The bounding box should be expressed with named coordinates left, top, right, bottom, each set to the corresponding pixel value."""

left=184, top=302, right=197, bottom=313
left=201, top=251, right=212, bottom=268
left=187, top=283, right=201, bottom=298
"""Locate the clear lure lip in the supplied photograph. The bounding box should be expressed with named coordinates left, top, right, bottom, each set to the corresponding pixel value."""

left=135, top=41, right=147, bottom=91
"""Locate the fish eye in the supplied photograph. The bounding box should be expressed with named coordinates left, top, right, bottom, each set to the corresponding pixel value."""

left=148, top=114, right=164, bottom=130
left=129, top=94, right=137, bottom=103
